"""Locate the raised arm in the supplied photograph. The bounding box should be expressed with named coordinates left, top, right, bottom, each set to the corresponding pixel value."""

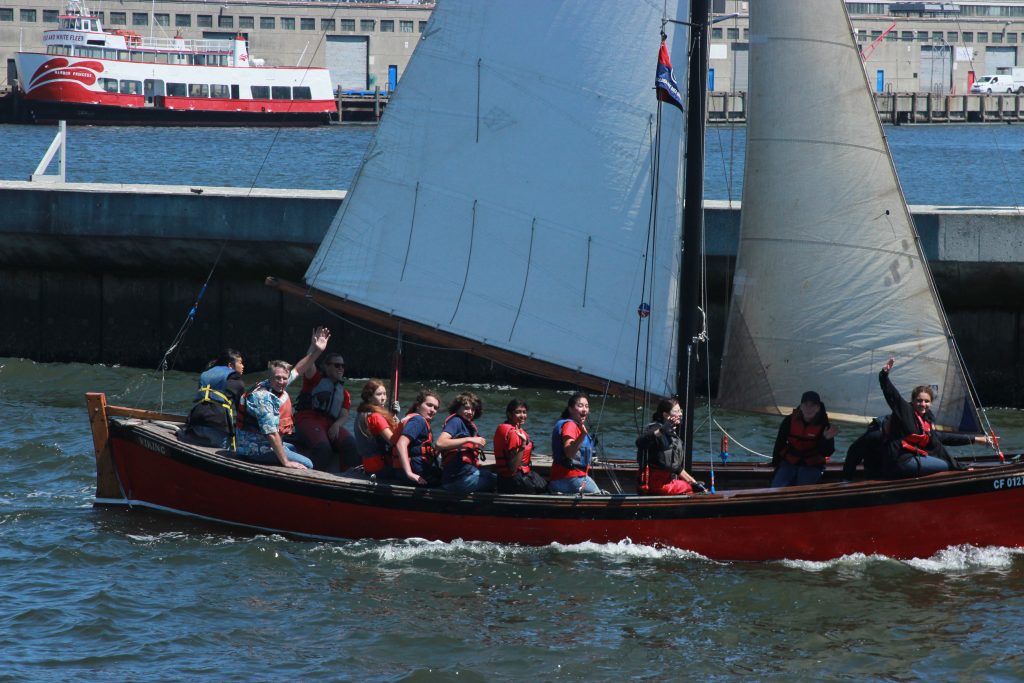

left=294, top=326, right=331, bottom=380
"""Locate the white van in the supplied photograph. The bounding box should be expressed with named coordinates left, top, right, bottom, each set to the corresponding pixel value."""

left=971, top=74, right=1023, bottom=94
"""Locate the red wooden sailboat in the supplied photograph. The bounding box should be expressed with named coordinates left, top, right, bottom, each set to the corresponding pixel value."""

left=86, top=0, right=1024, bottom=561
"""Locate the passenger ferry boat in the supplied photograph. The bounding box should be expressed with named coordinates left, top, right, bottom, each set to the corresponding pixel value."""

left=14, top=0, right=336, bottom=125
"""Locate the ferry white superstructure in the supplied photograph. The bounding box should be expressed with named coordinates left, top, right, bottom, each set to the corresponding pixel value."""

left=15, top=0, right=336, bottom=125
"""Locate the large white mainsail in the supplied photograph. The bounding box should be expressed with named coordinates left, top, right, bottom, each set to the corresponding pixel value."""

left=305, top=0, right=688, bottom=397
left=717, top=0, right=981, bottom=430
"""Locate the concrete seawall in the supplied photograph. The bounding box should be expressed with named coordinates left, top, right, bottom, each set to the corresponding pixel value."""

left=3, top=181, right=1024, bottom=405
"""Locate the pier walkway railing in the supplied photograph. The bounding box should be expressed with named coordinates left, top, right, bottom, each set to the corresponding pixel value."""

left=709, top=91, right=1024, bottom=125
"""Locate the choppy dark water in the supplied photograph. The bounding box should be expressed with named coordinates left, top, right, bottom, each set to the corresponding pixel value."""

left=5, top=122, right=1024, bottom=207
left=4, top=357, right=1024, bottom=681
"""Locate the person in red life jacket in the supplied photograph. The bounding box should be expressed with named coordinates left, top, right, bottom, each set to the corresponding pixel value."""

left=294, top=328, right=359, bottom=472
left=184, top=348, right=246, bottom=450
left=635, top=398, right=705, bottom=495
left=390, top=389, right=443, bottom=486
left=770, top=390, right=839, bottom=487
left=353, top=379, right=398, bottom=476
left=493, top=399, right=548, bottom=494
left=235, top=360, right=313, bottom=469
left=878, top=356, right=991, bottom=478
left=548, top=392, right=601, bottom=495
left=436, top=392, right=497, bottom=494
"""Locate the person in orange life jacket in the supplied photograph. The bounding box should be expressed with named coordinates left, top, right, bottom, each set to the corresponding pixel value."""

left=770, top=390, right=839, bottom=488
left=878, top=356, right=991, bottom=479
left=493, top=399, right=548, bottom=494
left=635, top=398, right=704, bottom=495
left=437, top=392, right=497, bottom=494
left=353, top=379, right=398, bottom=476
left=235, top=360, right=314, bottom=469
left=184, top=348, right=246, bottom=450
left=294, top=328, right=359, bottom=472
left=548, top=392, right=601, bottom=495
left=390, top=389, right=443, bottom=486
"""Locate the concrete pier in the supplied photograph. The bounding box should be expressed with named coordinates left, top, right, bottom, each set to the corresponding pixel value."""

left=707, top=91, right=1024, bottom=125
left=3, top=181, right=1024, bottom=405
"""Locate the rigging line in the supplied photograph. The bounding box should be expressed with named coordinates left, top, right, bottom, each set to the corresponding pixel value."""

left=399, top=181, right=421, bottom=281
left=633, top=111, right=659, bottom=431
left=449, top=199, right=478, bottom=325
left=154, top=237, right=230, bottom=412
left=507, top=217, right=536, bottom=341
left=582, top=236, right=592, bottom=308
left=713, top=418, right=771, bottom=459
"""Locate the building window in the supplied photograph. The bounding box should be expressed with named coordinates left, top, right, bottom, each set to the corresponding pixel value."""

left=977, top=32, right=988, bottom=43
left=947, top=31, right=958, bottom=42
left=43, top=9, right=58, bottom=22
left=94, top=11, right=103, bottom=23
left=0, top=8, right=12, bottom=21
left=400, top=20, right=413, bottom=33
left=239, top=16, right=254, bottom=29
left=260, top=16, right=275, bottom=29
left=857, top=29, right=867, bottom=42
left=712, top=27, right=723, bottom=39
left=418, top=21, right=427, bottom=32
left=900, top=31, right=913, bottom=41
left=20, top=9, right=36, bottom=21
left=993, top=32, right=1004, bottom=44
left=281, top=17, right=295, bottom=30
left=963, top=32, right=973, bottom=42
left=175, top=14, right=191, bottom=27
left=322, top=18, right=335, bottom=31
left=932, top=31, right=943, bottom=42
left=885, top=30, right=897, bottom=42
left=133, top=12, right=148, bottom=26
left=726, top=27, right=739, bottom=40
left=109, top=11, right=126, bottom=25
left=197, top=15, right=212, bottom=28
left=361, top=19, right=375, bottom=31
left=381, top=19, right=394, bottom=32
left=301, top=17, right=314, bottom=30
left=1009, top=33, right=1018, bottom=44
left=340, top=19, right=354, bottom=31
left=154, top=13, right=169, bottom=27
left=218, top=16, right=233, bottom=29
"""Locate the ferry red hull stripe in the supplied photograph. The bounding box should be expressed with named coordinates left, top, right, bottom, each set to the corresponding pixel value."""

left=104, top=426, right=1024, bottom=561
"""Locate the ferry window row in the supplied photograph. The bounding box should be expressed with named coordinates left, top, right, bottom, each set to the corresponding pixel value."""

left=95, top=77, right=312, bottom=101
left=0, top=8, right=426, bottom=33
left=48, top=44, right=234, bottom=66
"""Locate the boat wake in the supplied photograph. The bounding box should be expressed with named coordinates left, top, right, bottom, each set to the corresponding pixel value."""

left=782, top=544, right=1024, bottom=573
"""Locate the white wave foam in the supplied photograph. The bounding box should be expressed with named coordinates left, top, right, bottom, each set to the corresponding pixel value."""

left=781, top=545, right=1024, bottom=573
left=549, top=538, right=710, bottom=561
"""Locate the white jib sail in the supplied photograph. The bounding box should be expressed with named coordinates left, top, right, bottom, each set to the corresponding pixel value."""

left=306, top=0, right=689, bottom=397
left=717, top=0, right=980, bottom=430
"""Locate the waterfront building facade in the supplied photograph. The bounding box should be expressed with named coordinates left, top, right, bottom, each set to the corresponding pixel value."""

left=712, top=0, right=1024, bottom=94
left=2, top=0, right=434, bottom=94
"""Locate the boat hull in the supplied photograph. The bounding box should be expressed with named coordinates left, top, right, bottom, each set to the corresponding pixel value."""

left=101, top=418, right=1024, bottom=561
left=18, top=97, right=333, bottom=126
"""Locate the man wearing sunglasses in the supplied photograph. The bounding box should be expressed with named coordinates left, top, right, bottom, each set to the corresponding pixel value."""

left=294, top=330, right=359, bottom=471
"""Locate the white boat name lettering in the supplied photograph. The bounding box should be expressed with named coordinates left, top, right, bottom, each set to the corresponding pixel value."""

left=50, top=33, right=84, bottom=42
left=993, top=476, right=1024, bottom=490
left=138, top=436, right=167, bottom=456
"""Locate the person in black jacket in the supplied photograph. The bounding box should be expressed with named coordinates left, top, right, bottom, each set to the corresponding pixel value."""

left=878, top=356, right=990, bottom=478
left=183, top=348, right=246, bottom=449
left=770, top=391, right=838, bottom=488
left=635, top=398, right=704, bottom=495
